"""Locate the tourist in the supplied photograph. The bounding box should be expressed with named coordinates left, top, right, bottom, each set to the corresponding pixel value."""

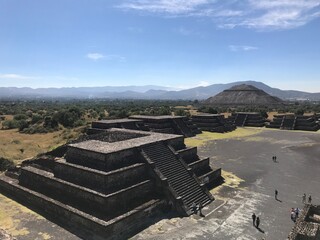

left=252, top=213, right=256, bottom=226
left=275, top=189, right=278, bottom=200
left=308, top=195, right=312, bottom=204
left=291, top=209, right=296, bottom=222
left=302, top=193, right=306, bottom=204
left=295, top=208, right=300, bottom=219
left=191, top=202, right=197, bottom=214
left=256, top=217, right=260, bottom=228
left=198, top=202, right=205, bottom=217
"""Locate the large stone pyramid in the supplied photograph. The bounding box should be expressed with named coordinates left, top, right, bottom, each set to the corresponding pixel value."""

left=205, top=84, right=283, bottom=105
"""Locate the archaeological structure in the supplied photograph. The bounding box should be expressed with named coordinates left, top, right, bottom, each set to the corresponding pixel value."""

left=0, top=128, right=220, bottom=240
left=205, top=84, right=284, bottom=106
left=288, top=204, right=320, bottom=239
left=267, top=114, right=320, bottom=131
left=190, top=114, right=236, bottom=133
left=129, top=115, right=198, bottom=137
left=228, top=112, right=267, bottom=127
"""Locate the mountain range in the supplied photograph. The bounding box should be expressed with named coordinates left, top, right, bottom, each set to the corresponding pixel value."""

left=0, top=81, right=319, bottom=101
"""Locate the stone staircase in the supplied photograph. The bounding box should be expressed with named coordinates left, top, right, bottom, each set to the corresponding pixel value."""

left=141, top=142, right=212, bottom=214
left=235, top=114, right=247, bottom=126
left=172, top=118, right=195, bottom=137
left=281, top=117, right=295, bottom=130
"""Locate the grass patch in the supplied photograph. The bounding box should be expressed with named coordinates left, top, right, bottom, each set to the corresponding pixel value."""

left=210, top=170, right=245, bottom=196
left=0, top=193, right=44, bottom=237
left=185, top=128, right=262, bottom=147
left=0, top=127, right=83, bottom=163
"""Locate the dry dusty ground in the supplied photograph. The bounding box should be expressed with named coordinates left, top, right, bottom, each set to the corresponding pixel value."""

left=0, top=128, right=83, bottom=163
left=0, top=127, right=319, bottom=239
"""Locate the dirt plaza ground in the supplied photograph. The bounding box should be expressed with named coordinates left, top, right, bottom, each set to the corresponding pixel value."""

left=0, top=128, right=319, bottom=239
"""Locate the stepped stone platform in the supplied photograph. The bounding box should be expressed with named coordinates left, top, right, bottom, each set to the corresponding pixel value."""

left=267, top=114, right=320, bottom=131
left=91, top=118, right=146, bottom=131
left=129, top=115, right=196, bottom=137
left=0, top=128, right=216, bottom=240
left=190, top=114, right=236, bottom=133
left=228, top=112, right=266, bottom=127
left=288, top=204, right=320, bottom=240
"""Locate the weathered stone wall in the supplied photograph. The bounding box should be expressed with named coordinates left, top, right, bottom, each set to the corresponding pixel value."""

left=177, top=147, right=198, bottom=163
left=54, top=160, right=148, bottom=194
left=189, top=158, right=210, bottom=172
left=66, top=147, right=139, bottom=171
left=19, top=167, right=155, bottom=218
left=0, top=177, right=166, bottom=240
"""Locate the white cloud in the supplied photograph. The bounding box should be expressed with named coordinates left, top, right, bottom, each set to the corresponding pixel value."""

left=118, top=0, right=320, bottom=30
left=0, top=74, right=36, bottom=80
left=229, top=45, right=258, bottom=52
left=118, top=0, right=210, bottom=14
left=87, top=53, right=126, bottom=62
left=87, top=53, right=105, bottom=61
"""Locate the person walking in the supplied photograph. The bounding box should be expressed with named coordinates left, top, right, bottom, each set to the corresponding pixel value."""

left=256, top=217, right=260, bottom=228
left=252, top=213, right=256, bottom=226
left=275, top=189, right=278, bottom=200
left=308, top=195, right=312, bottom=204
left=302, top=193, right=306, bottom=204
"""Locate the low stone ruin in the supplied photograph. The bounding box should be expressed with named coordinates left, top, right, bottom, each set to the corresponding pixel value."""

left=0, top=128, right=220, bottom=240
left=267, top=114, right=319, bottom=131
left=129, top=115, right=197, bottom=137
left=228, top=112, right=266, bottom=127
left=190, top=114, right=236, bottom=133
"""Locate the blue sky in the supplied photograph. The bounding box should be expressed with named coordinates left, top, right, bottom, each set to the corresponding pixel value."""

left=0, top=0, right=320, bottom=92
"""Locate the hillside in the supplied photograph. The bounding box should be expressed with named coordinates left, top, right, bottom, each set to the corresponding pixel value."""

left=1, top=81, right=319, bottom=100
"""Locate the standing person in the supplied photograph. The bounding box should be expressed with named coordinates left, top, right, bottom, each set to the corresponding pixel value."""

left=275, top=156, right=277, bottom=162
left=295, top=208, right=300, bottom=219
left=308, top=195, right=312, bottom=204
left=275, top=189, right=278, bottom=200
left=198, top=202, right=204, bottom=217
left=191, top=202, right=197, bottom=214
left=302, top=193, right=306, bottom=204
left=256, top=217, right=260, bottom=228
left=252, top=213, right=256, bottom=226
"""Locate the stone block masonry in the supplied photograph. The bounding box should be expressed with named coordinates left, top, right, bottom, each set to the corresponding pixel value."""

left=0, top=128, right=219, bottom=239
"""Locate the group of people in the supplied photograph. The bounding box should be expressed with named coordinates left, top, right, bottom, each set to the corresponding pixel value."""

left=251, top=213, right=260, bottom=228
left=302, top=193, right=312, bottom=204
left=290, top=207, right=300, bottom=222
left=191, top=202, right=205, bottom=217
left=272, top=156, right=277, bottom=162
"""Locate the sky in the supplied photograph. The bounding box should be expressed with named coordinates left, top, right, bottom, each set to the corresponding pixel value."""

left=0, top=0, right=320, bottom=92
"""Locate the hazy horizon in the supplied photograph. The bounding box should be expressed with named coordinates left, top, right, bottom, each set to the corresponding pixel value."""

left=1, top=1, right=320, bottom=92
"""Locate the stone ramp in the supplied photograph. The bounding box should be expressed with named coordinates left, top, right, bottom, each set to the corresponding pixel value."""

left=141, top=142, right=213, bottom=214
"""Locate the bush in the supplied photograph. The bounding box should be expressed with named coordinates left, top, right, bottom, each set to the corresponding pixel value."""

left=13, top=114, right=28, bottom=121
left=2, top=120, right=20, bottom=129
left=31, top=114, right=43, bottom=124
left=0, top=157, right=15, bottom=171
left=18, top=119, right=29, bottom=131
